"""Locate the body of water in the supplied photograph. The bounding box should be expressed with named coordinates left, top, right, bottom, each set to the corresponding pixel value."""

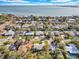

left=0, top=6, right=79, bottom=16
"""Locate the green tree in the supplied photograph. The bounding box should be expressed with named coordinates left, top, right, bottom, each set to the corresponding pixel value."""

left=7, top=51, right=20, bottom=59
left=25, top=51, right=33, bottom=59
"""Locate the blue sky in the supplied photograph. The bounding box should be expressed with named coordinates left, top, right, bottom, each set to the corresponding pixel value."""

left=0, top=0, right=79, bottom=5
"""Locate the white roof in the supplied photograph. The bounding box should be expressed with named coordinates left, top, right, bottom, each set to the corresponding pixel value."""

left=25, top=32, right=34, bottom=35
left=36, top=31, right=44, bottom=35
left=5, top=30, right=15, bottom=35
left=69, top=19, right=75, bottom=21
left=49, top=45, right=55, bottom=51
left=34, top=44, right=44, bottom=50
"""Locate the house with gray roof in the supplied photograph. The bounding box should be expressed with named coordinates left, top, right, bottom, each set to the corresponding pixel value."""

left=65, top=44, right=79, bottom=54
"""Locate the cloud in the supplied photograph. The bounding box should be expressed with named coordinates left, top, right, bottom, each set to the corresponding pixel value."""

left=54, top=2, right=77, bottom=5
left=0, top=3, right=76, bottom=6
left=50, top=0, right=71, bottom=2
left=0, top=0, right=29, bottom=2
left=0, top=0, right=78, bottom=5
left=0, top=2, right=53, bottom=5
left=49, top=0, right=79, bottom=5
left=0, top=0, right=72, bottom=3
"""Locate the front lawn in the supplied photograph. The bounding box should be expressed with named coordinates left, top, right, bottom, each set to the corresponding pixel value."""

left=0, top=36, right=8, bottom=39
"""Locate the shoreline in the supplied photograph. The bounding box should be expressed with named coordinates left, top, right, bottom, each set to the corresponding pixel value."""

left=0, top=13, right=79, bottom=17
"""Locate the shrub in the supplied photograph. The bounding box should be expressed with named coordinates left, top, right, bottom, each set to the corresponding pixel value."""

left=3, top=41, right=10, bottom=45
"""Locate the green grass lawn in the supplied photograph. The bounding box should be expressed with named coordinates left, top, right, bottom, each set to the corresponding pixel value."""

left=0, top=36, right=8, bottom=39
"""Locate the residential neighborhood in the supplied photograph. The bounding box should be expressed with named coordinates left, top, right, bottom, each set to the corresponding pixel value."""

left=0, top=14, right=79, bottom=59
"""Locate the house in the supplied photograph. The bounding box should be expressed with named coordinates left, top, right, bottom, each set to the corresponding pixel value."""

left=38, top=17, right=47, bottom=21
left=37, top=22, right=44, bottom=30
left=71, top=32, right=77, bottom=37
left=16, top=20, right=23, bottom=24
left=35, top=31, right=44, bottom=36
left=52, top=32, right=56, bottom=36
left=18, top=41, right=33, bottom=55
left=22, top=19, right=27, bottom=22
left=49, top=19, right=58, bottom=23
left=4, top=30, right=15, bottom=36
left=52, top=25, right=60, bottom=29
left=38, top=17, right=42, bottom=21
left=65, top=31, right=77, bottom=37
left=49, top=45, right=56, bottom=51
left=0, top=30, right=5, bottom=36
left=16, top=31, right=26, bottom=35
left=67, top=19, right=75, bottom=23
left=22, top=24, right=30, bottom=28
left=33, top=43, right=44, bottom=50
left=9, top=44, right=16, bottom=51
left=15, top=24, right=21, bottom=28
left=65, top=44, right=79, bottom=54
left=31, top=21, right=37, bottom=26
left=76, top=31, right=79, bottom=36
left=60, top=34, right=65, bottom=39
left=53, top=31, right=60, bottom=36
left=27, top=15, right=34, bottom=21
left=25, top=31, right=34, bottom=36
left=52, top=24, right=68, bottom=29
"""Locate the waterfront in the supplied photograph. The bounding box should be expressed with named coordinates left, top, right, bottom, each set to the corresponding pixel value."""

left=0, top=6, right=79, bottom=16
left=0, top=6, right=79, bottom=59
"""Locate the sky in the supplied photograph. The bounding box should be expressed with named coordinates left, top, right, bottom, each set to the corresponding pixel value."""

left=0, top=0, right=79, bottom=5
